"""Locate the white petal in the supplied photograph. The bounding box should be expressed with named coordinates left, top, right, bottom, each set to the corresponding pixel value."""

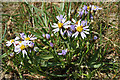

left=64, top=21, right=71, bottom=25
left=67, top=31, right=71, bottom=37
left=62, top=18, right=66, bottom=23
left=72, top=32, right=79, bottom=38
left=63, top=25, right=71, bottom=28
left=81, top=32, right=86, bottom=39
left=64, top=15, right=67, bottom=18
left=22, top=41, right=27, bottom=44
left=52, top=28, right=59, bottom=33
left=22, top=50, right=27, bottom=57
left=29, top=34, right=32, bottom=38
left=89, top=5, right=92, bottom=7
left=14, top=47, right=21, bottom=53
left=65, top=49, right=67, bottom=53
left=23, top=35, right=27, bottom=38
left=98, top=7, right=102, bottom=10
left=72, top=32, right=76, bottom=37
left=6, top=41, right=12, bottom=46
left=63, top=30, right=66, bottom=35
left=83, top=31, right=89, bottom=34
left=15, top=37, right=20, bottom=40
left=75, top=32, right=79, bottom=38
left=58, top=53, right=63, bottom=55
left=83, top=28, right=90, bottom=31
left=6, top=41, right=11, bottom=44
left=72, top=18, right=76, bottom=23
left=16, top=51, right=20, bottom=54
left=60, top=29, right=64, bottom=35
left=56, top=16, right=59, bottom=20
left=53, top=23, right=58, bottom=26
left=30, top=37, right=37, bottom=40
left=83, top=26, right=89, bottom=29
left=52, top=24, right=58, bottom=28
left=6, top=43, right=12, bottom=46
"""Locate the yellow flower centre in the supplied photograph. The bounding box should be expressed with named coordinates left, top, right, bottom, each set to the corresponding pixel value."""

left=58, top=22, right=63, bottom=28
left=19, top=41, right=22, bottom=43
left=94, top=7, right=96, bottom=9
left=11, top=39, right=14, bottom=43
left=20, top=45, right=25, bottom=50
left=76, top=25, right=83, bottom=32
left=25, top=37, right=30, bottom=40
left=87, top=6, right=90, bottom=10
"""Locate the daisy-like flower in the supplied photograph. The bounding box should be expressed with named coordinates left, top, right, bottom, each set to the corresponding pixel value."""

left=91, top=5, right=102, bottom=11
left=52, top=15, right=71, bottom=35
left=72, top=20, right=89, bottom=39
left=58, top=49, right=67, bottom=55
left=20, top=33, right=37, bottom=41
left=6, top=36, right=20, bottom=46
left=14, top=41, right=27, bottom=57
left=83, top=5, right=91, bottom=11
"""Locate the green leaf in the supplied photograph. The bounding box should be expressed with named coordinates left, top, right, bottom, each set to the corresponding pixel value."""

left=60, top=2, right=64, bottom=12
left=90, top=62, right=105, bottom=68
left=40, top=54, right=54, bottom=60
left=29, top=30, right=41, bottom=37
left=93, top=63, right=101, bottom=68
left=0, top=53, right=7, bottom=59
left=41, top=62, right=62, bottom=67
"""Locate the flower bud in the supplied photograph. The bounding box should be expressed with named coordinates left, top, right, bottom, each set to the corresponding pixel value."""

left=50, top=42, right=54, bottom=47
left=46, top=34, right=50, bottom=39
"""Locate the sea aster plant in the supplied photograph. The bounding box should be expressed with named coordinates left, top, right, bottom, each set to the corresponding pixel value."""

left=72, top=20, right=89, bottom=39
left=82, top=5, right=91, bottom=12
left=14, top=41, right=28, bottom=57
left=6, top=36, right=20, bottom=47
left=52, top=15, right=71, bottom=35
left=20, top=33, right=37, bottom=41
left=91, top=5, right=102, bottom=11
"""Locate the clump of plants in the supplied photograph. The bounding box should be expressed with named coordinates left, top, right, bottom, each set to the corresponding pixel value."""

left=1, top=2, right=119, bottom=79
